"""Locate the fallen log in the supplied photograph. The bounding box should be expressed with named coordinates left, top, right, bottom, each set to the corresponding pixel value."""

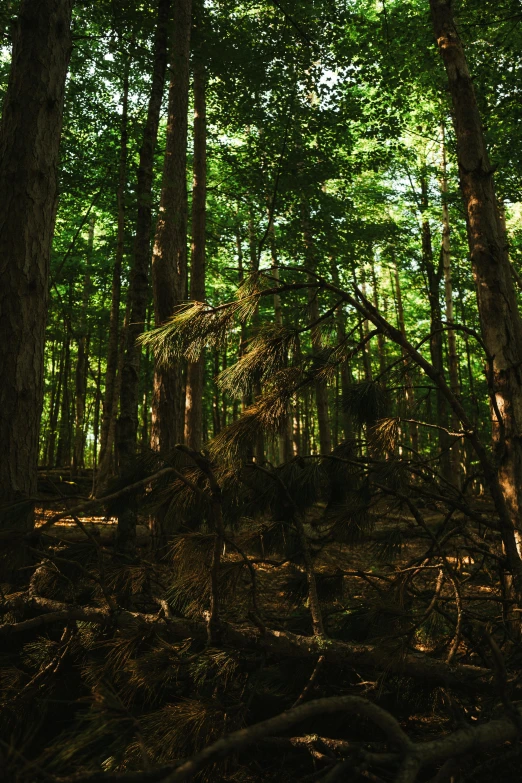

left=0, top=594, right=495, bottom=692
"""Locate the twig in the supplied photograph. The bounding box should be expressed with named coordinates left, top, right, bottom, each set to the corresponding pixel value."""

left=291, top=655, right=326, bottom=708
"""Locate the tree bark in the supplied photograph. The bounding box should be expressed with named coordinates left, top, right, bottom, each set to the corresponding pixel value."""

left=151, top=0, right=192, bottom=455
left=116, top=0, right=171, bottom=476
left=430, top=0, right=522, bottom=591
left=184, top=57, right=207, bottom=451
left=0, top=0, right=73, bottom=531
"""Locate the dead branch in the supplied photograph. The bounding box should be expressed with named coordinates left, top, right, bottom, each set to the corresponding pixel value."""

left=0, top=593, right=497, bottom=692
left=161, top=694, right=412, bottom=782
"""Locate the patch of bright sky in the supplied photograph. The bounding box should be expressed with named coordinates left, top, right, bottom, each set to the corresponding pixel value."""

left=507, top=203, right=522, bottom=231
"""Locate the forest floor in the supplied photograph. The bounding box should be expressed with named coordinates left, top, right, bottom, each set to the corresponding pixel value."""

left=18, top=473, right=516, bottom=782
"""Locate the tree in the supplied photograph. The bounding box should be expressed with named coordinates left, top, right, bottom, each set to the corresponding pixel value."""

left=116, top=0, right=171, bottom=475
left=430, top=0, right=522, bottom=595
left=96, top=44, right=131, bottom=491
left=184, top=53, right=207, bottom=451
left=150, top=0, right=193, bottom=458
left=0, top=0, right=73, bottom=531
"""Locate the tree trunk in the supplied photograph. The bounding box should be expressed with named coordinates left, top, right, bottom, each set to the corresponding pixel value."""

left=116, top=0, right=171, bottom=477
left=41, top=340, right=57, bottom=466
left=140, top=316, right=153, bottom=454
left=151, top=0, right=192, bottom=455
left=0, top=0, right=72, bottom=533
left=370, top=256, right=387, bottom=378
left=248, top=212, right=265, bottom=463
left=236, top=224, right=250, bottom=417
left=97, top=53, right=130, bottom=491
left=440, top=124, right=461, bottom=489
left=72, top=215, right=95, bottom=475
left=46, top=337, right=64, bottom=468
left=430, top=0, right=522, bottom=592
left=359, top=266, right=373, bottom=382
left=331, top=262, right=354, bottom=442
left=185, top=57, right=207, bottom=450
left=91, top=341, right=103, bottom=487
left=392, top=257, right=419, bottom=454
left=420, top=171, right=451, bottom=482
left=56, top=318, right=72, bottom=468
left=303, top=207, right=331, bottom=456
left=292, top=396, right=301, bottom=456
left=270, top=221, right=292, bottom=464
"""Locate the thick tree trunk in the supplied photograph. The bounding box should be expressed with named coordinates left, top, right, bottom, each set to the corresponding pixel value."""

left=151, top=0, right=192, bottom=455
left=97, top=55, right=130, bottom=491
left=430, top=0, right=522, bottom=592
left=0, top=0, right=72, bottom=531
left=116, top=0, right=171, bottom=477
left=184, top=58, right=207, bottom=451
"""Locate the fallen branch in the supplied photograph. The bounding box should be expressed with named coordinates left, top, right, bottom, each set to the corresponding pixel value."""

left=162, top=694, right=412, bottom=782
left=36, top=467, right=190, bottom=533
left=0, top=594, right=496, bottom=692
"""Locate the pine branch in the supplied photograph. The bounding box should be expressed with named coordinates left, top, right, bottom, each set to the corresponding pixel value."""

left=0, top=594, right=497, bottom=693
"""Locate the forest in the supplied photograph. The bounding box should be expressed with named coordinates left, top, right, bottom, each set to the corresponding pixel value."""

left=1, top=0, right=522, bottom=780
